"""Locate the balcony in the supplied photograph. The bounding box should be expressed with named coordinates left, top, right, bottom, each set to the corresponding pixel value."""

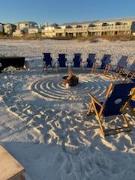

left=65, top=27, right=88, bottom=33
left=114, top=25, right=130, bottom=30
left=55, top=29, right=65, bottom=33
left=88, top=24, right=131, bottom=32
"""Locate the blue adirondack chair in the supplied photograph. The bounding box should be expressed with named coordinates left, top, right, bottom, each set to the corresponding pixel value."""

left=116, top=55, right=128, bottom=74
left=73, top=53, right=82, bottom=68
left=100, top=54, right=111, bottom=69
left=57, top=54, right=67, bottom=68
left=123, top=61, right=135, bottom=79
left=86, top=53, right=96, bottom=68
left=43, top=53, right=53, bottom=69
left=88, top=82, right=135, bottom=136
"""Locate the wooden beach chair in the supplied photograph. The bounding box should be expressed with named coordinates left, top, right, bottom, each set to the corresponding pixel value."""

left=73, top=53, right=82, bottom=68
left=87, top=82, right=135, bottom=137
left=57, top=53, right=67, bottom=68
left=115, top=55, right=128, bottom=76
left=0, top=145, right=25, bottom=180
left=129, top=87, right=135, bottom=115
left=124, top=60, right=135, bottom=79
left=100, top=54, right=112, bottom=74
left=86, top=53, right=97, bottom=72
left=43, top=53, right=53, bottom=70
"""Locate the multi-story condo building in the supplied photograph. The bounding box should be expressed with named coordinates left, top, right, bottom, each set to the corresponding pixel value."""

left=42, top=18, right=135, bottom=38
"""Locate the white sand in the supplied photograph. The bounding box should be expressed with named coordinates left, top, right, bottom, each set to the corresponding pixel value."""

left=0, top=39, right=135, bottom=65
left=0, top=40, right=135, bottom=180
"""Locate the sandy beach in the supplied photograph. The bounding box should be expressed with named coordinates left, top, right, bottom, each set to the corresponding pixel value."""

left=0, top=39, right=135, bottom=65
left=0, top=40, right=135, bottom=180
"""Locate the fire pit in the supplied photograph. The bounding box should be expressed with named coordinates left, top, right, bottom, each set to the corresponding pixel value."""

left=63, top=69, right=79, bottom=87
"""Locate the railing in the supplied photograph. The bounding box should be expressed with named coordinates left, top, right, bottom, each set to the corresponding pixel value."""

left=88, top=25, right=131, bottom=32
left=55, top=29, right=65, bottom=33
left=65, top=27, right=88, bottom=33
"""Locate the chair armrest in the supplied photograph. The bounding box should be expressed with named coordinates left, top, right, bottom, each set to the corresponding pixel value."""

left=88, top=93, right=103, bottom=107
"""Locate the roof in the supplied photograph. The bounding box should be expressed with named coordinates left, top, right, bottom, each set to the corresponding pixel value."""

left=61, top=20, right=99, bottom=26
left=17, top=21, right=38, bottom=25
left=99, top=17, right=135, bottom=23
left=50, top=23, right=59, bottom=27
left=4, top=23, right=16, bottom=26
left=61, top=17, right=135, bottom=26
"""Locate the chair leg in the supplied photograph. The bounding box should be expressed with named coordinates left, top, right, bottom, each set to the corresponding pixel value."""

left=121, top=103, right=132, bottom=128
left=87, top=101, right=94, bottom=115
left=104, top=66, right=108, bottom=75
left=121, top=114, right=130, bottom=127
left=96, top=115, right=105, bottom=137
left=92, top=102, right=105, bottom=137
left=91, top=64, right=96, bottom=74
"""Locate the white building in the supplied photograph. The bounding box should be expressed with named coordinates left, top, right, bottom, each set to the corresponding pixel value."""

left=42, top=18, right=135, bottom=38
left=42, top=24, right=62, bottom=37
left=4, top=24, right=16, bottom=35
left=28, top=28, right=40, bottom=34
left=13, top=21, right=39, bottom=36
left=17, top=21, right=39, bottom=33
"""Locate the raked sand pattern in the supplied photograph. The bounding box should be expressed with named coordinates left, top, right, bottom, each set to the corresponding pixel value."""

left=1, top=72, right=110, bottom=146
left=1, top=70, right=135, bottom=179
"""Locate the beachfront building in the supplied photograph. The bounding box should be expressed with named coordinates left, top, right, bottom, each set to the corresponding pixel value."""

left=17, top=21, right=39, bottom=32
left=4, top=23, right=16, bottom=35
left=42, top=18, right=135, bottom=38
left=28, top=28, right=40, bottom=34
left=61, top=23, right=89, bottom=38
left=42, top=24, right=65, bottom=38
left=41, top=23, right=85, bottom=38
left=13, top=21, right=39, bottom=36
left=88, top=19, right=135, bottom=36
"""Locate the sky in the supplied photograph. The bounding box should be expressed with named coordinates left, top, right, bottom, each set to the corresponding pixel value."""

left=0, top=0, right=135, bottom=25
